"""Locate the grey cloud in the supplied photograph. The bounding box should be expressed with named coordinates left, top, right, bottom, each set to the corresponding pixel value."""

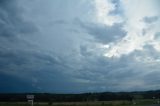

left=74, top=47, right=160, bottom=92
left=51, top=20, right=68, bottom=26
left=142, top=45, right=160, bottom=59
left=0, top=72, right=39, bottom=93
left=77, top=20, right=126, bottom=43
left=154, top=32, right=160, bottom=40
left=0, top=0, right=160, bottom=93
left=110, top=0, right=122, bottom=16
left=144, top=71, right=160, bottom=84
left=143, top=16, right=159, bottom=24
left=0, top=46, right=81, bottom=92
left=0, top=0, right=94, bottom=93
left=0, top=0, right=37, bottom=39
left=0, top=49, right=57, bottom=73
left=80, top=45, right=93, bottom=57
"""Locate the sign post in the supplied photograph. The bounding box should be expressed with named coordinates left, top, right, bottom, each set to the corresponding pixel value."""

left=26, top=95, right=34, bottom=106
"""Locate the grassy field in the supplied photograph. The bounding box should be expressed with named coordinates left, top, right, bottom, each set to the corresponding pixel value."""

left=0, top=99, right=158, bottom=106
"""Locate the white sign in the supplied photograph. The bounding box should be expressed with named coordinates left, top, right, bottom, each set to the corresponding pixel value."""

left=28, top=100, right=34, bottom=106
left=26, top=95, right=34, bottom=106
left=26, top=95, right=34, bottom=99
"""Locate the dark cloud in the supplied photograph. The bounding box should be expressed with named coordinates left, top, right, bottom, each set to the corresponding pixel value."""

left=0, top=46, right=79, bottom=92
left=0, top=43, right=67, bottom=74
left=77, top=20, right=126, bottom=43
left=0, top=0, right=37, bottom=39
left=110, top=0, right=122, bottom=16
left=51, top=20, right=68, bottom=26
left=0, top=72, right=39, bottom=93
left=0, top=0, right=160, bottom=93
left=143, top=16, right=159, bottom=24
left=154, top=32, right=160, bottom=40
left=76, top=46, right=160, bottom=92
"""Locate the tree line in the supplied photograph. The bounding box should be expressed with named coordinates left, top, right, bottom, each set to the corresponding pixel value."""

left=0, top=90, right=160, bottom=102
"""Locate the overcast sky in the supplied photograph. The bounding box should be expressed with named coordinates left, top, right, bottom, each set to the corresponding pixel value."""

left=0, top=0, right=160, bottom=93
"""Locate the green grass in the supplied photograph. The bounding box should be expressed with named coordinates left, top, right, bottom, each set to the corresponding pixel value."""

left=0, top=99, right=158, bottom=106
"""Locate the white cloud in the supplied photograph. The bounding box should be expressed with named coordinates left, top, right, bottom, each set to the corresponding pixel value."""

left=94, top=0, right=122, bottom=26
left=103, top=0, right=160, bottom=60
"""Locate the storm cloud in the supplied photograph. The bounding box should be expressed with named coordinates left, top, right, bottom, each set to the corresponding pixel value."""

left=0, top=0, right=160, bottom=93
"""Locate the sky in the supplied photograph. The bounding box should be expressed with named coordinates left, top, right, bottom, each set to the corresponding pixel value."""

left=0, top=0, right=160, bottom=93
